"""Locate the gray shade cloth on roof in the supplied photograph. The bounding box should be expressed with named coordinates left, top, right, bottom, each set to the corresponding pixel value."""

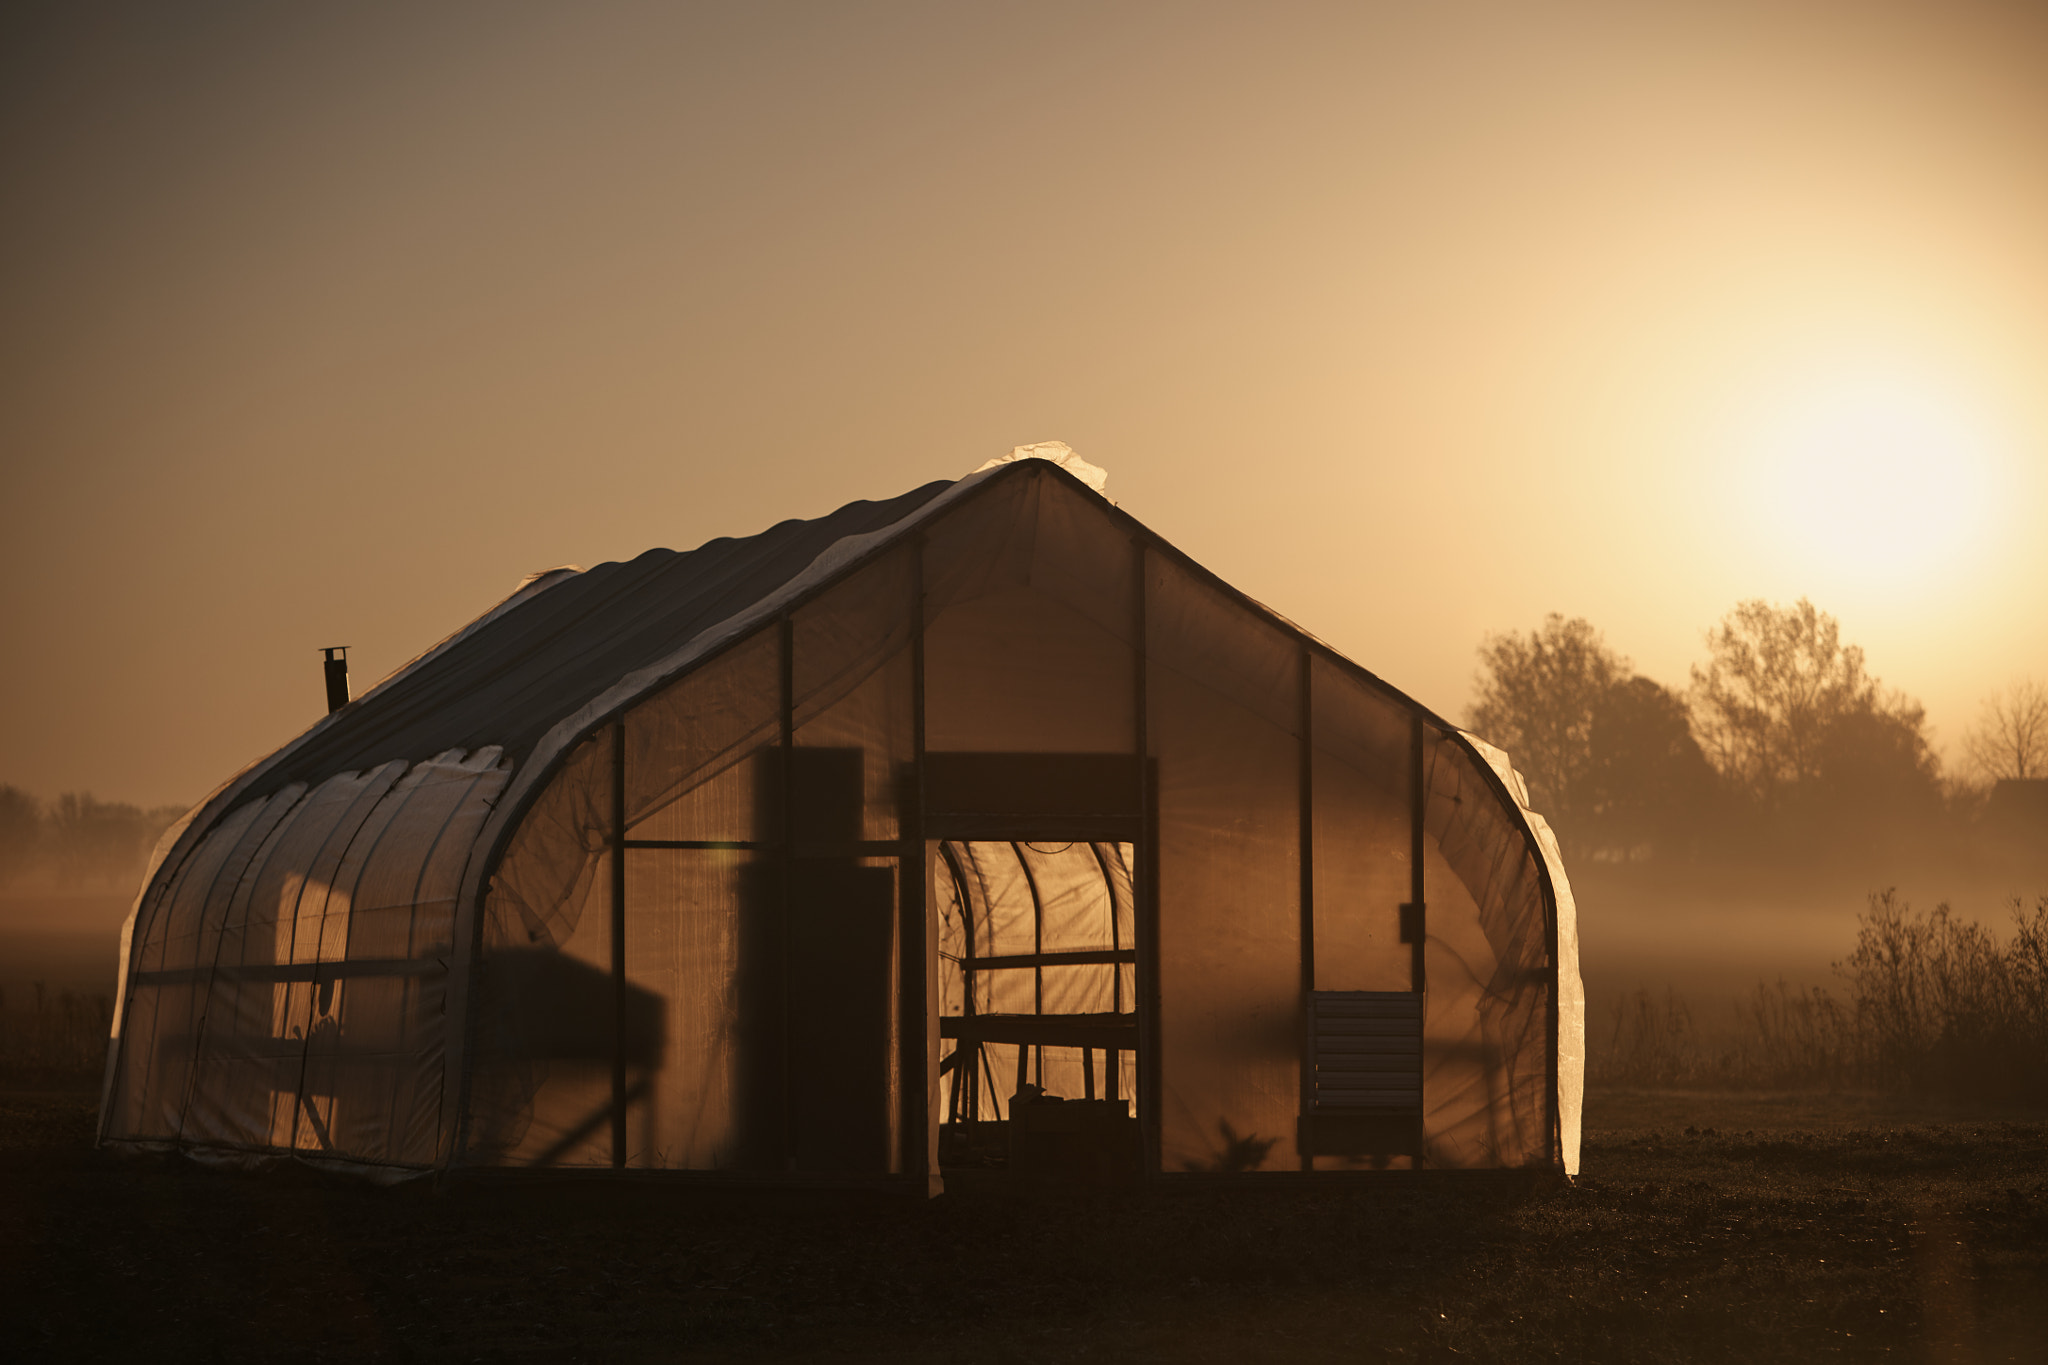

left=260, top=480, right=954, bottom=796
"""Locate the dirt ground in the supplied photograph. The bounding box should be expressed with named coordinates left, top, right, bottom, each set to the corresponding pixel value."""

left=5, top=1087, right=2047, bottom=1363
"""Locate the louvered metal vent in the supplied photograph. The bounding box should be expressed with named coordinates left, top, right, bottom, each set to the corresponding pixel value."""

left=1301, top=990, right=1423, bottom=1157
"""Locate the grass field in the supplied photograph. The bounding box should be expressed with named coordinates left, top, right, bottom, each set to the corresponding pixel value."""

left=6, top=1085, right=2046, bottom=1363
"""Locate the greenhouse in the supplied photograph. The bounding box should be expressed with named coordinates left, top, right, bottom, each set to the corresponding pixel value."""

left=99, top=446, right=1583, bottom=1186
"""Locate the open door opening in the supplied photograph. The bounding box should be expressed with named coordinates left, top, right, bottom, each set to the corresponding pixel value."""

left=934, top=838, right=1141, bottom=1182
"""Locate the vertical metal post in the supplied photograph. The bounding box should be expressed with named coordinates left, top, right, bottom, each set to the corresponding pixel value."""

left=1548, top=881, right=1563, bottom=1170
left=1133, top=538, right=1161, bottom=1177
left=778, top=613, right=796, bottom=1169
left=1014, top=841, right=1045, bottom=1090
left=938, top=841, right=973, bottom=1130
left=1297, top=645, right=1315, bottom=1171
left=1087, top=837, right=1123, bottom=1104
left=901, top=538, right=930, bottom=1183
left=610, top=721, right=627, bottom=1169
left=1407, top=715, right=1427, bottom=995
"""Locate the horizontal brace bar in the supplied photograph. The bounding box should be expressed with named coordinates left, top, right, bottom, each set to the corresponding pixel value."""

left=133, top=958, right=447, bottom=987
left=194, top=1041, right=440, bottom=1066
left=1313, top=1100, right=1424, bottom=1113
left=1315, top=1033, right=1423, bottom=1047
left=924, top=815, right=1143, bottom=842
left=1313, top=1003, right=1423, bottom=1019
left=939, top=1012, right=1138, bottom=1048
left=957, top=949, right=1137, bottom=971
left=622, top=839, right=906, bottom=858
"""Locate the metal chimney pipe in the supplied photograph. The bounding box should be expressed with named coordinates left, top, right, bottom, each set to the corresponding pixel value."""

left=321, top=646, right=351, bottom=714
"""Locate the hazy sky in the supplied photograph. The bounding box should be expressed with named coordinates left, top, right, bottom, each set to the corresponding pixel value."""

left=5, top=0, right=2045, bottom=810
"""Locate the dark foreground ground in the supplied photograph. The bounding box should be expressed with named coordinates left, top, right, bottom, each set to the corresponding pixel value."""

left=5, top=1090, right=2046, bottom=1363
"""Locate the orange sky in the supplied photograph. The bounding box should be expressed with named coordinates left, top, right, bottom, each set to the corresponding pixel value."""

left=4, top=0, right=2045, bottom=811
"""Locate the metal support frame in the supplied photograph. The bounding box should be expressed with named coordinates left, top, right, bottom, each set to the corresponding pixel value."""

left=610, top=721, right=627, bottom=1169
left=1133, top=537, right=1161, bottom=1177
left=937, top=839, right=976, bottom=1128
left=1405, top=715, right=1426, bottom=994
left=1086, top=838, right=1124, bottom=1102
left=462, top=464, right=1527, bottom=1186
left=777, top=613, right=796, bottom=1169
left=401, top=458, right=1564, bottom=1179
left=1011, top=841, right=1047, bottom=1084
left=1297, top=645, right=1315, bottom=1170
left=902, top=536, right=930, bottom=1183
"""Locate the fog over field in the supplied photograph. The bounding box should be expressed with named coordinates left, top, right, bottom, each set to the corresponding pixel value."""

left=6, top=600, right=2042, bottom=1052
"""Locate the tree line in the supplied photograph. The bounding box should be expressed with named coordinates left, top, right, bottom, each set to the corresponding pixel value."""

left=0, top=787, right=187, bottom=892
left=1468, top=598, right=2047, bottom=865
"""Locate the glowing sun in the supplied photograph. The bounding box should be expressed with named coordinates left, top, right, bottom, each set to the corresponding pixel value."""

left=1743, top=366, right=2000, bottom=590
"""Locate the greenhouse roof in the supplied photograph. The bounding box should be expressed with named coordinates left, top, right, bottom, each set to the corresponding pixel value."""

left=262, top=479, right=954, bottom=794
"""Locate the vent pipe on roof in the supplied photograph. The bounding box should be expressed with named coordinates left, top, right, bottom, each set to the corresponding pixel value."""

left=321, top=646, right=351, bottom=714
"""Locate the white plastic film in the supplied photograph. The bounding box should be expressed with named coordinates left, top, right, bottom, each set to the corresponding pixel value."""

left=1148, top=552, right=1304, bottom=1174
left=103, top=750, right=508, bottom=1168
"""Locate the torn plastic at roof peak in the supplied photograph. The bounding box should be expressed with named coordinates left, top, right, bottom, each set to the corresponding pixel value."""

left=974, top=441, right=1110, bottom=497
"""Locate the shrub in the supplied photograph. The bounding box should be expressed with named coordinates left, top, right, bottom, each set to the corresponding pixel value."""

left=1590, top=890, right=2048, bottom=1103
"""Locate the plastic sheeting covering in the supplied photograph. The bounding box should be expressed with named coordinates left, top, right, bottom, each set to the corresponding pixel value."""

left=100, top=748, right=510, bottom=1168
left=1460, top=732, right=1585, bottom=1175
left=102, top=453, right=1582, bottom=1178
left=466, top=547, right=921, bottom=1173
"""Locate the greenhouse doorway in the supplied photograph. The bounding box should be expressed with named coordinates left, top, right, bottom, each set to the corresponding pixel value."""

left=924, top=752, right=1147, bottom=1183
left=934, top=837, right=1142, bottom=1182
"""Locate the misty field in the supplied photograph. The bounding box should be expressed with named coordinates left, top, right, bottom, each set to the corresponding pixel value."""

left=8, top=888, right=2048, bottom=1360
left=4, top=1085, right=2045, bottom=1363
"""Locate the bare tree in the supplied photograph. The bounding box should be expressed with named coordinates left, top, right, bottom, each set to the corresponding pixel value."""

left=1468, top=614, right=1629, bottom=829
left=1689, top=598, right=1878, bottom=804
left=1688, top=597, right=1944, bottom=838
left=1963, top=679, right=2048, bottom=781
